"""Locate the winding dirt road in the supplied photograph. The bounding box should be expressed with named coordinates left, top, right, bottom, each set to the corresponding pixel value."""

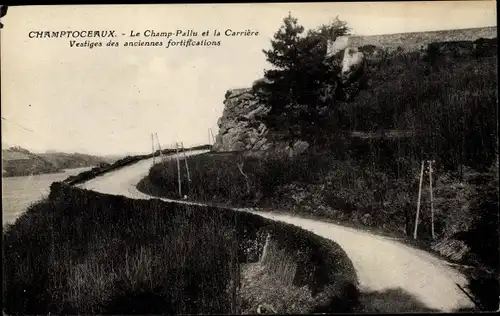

left=79, top=151, right=475, bottom=312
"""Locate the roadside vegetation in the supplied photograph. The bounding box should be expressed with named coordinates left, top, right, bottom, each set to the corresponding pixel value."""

left=3, top=183, right=240, bottom=314
left=139, top=14, right=498, bottom=311
left=3, top=182, right=358, bottom=314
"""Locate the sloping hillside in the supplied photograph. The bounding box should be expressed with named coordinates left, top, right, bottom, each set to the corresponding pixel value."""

left=328, top=26, right=497, bottom=54
left=2, top=147, right=111, bottom=177
left=38, top=152, right=114, bottom=169
left=2, top=147, right=61, bottom=177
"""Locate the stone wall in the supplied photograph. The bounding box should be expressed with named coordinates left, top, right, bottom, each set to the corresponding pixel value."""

left=327, top=26, right=497, bottom=55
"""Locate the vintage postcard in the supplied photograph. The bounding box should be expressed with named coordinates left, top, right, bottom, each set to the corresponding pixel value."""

left=1, top=2, right=498, bottom=314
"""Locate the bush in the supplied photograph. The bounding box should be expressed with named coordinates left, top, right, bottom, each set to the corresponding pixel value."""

left=457, top=167, right=499, bottom=310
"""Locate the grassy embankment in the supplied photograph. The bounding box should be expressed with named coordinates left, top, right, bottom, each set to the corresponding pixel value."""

left=2, top=183, right=240, bottom=314
left=3, top=180, right=358, bottom=314
left=138, top=39, right=499, bottom=310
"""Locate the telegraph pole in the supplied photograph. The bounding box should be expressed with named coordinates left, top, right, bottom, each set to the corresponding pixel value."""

left=175, top=142, right=182, bottom=198
left=151, top=133, right=156, bottom=165
left=209, top=128, right=216, bottom=144
left=181, top=141, right=191, bottom=182
left=429, top=160, right=435, bottom=239
left=414, top=160, right=425, bottom=239
left=155, top=133, right=164, bottom=162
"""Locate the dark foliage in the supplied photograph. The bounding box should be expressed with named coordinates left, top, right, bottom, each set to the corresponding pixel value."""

left=458, top=167, right=499, bottom=311
left=336, top=38, right=498, bottom=174
left=253, top=14, right=348, bottom=144
left=3, top=183, right=359, bottom=314
left=3, top=183, right=239, bottom=314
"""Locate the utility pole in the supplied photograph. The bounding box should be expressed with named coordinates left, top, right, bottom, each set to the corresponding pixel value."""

left=181, top=141, right=191, bottom=182
left=414, top=160, right=425, bottom=239
left=151, top=133, right=156, bottom=165
left=155, top=133, right=164, bottom=162
left=429, top=160, right=435, bottom=239
left=175, top=142, right=182, bottom=198
left=209, top=128, right=216, bottom=144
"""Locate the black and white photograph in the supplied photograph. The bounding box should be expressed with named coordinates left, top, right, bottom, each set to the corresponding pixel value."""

left=1, top=1, right=498, bottom=314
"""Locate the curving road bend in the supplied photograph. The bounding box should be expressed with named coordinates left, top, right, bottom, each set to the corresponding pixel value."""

left=78, top=151, right=475, bottom=312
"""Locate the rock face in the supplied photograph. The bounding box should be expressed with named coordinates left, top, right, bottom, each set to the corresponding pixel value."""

left=212, top=46, right=367, bottom=155
left=341, top=47, right=364, bottom=76
left=213, top=88, right=310, bottom=157
left=213, top=88, right=270, bottom=152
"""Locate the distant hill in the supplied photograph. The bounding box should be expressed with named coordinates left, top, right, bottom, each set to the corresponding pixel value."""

left=2, top=147, right=61, bottom=177
left=38, top=152, right=115, bottom=169
left=2, top=146, right=113, bottom=177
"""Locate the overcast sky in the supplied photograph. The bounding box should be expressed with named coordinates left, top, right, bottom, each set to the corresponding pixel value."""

left=1, top=1, right=496, bottom=156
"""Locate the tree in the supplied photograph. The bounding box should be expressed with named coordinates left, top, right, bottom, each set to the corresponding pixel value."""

left=254, top=13, right=350, bottom=145
left=0, top=5, right=7, bottom=29
left=263, top=13, right=304, bottom=70
left=310, top=16, right=350, bottom=55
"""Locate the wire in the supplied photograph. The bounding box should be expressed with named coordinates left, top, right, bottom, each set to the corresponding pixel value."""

left=1, top=116, right=36, bottom=133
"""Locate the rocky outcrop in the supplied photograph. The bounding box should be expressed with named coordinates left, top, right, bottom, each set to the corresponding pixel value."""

left=212, top=87, right=312, bottom=158
left=340, top=47, right=364, bottom=77
left=212, top=88, right=270, bottom=152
